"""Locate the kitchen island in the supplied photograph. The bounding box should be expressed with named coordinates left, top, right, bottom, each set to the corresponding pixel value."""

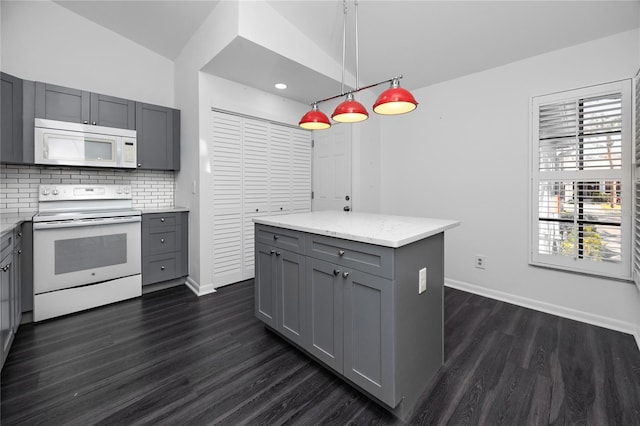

left=253, top=211, right=459, bottom=420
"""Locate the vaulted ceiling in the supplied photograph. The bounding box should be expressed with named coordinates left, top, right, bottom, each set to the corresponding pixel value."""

left=54, top=1, right=640, bottom=104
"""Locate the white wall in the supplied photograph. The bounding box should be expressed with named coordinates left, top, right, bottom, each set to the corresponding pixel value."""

left=174, top=1, right=351, bottom=293
left=0, top=0, right=174, bottom=106
left=379, top=29, right=640, bottom=334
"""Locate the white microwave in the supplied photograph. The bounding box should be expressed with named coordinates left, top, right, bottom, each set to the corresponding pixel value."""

left=34, top=118, right=137, bottom=169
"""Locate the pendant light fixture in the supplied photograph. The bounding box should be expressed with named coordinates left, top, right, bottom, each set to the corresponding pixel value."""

left=298, top=0, right=418, bottom=130
left=373, top=77, right=418, bottom=115
left=299, top=103, right=331, bottom=130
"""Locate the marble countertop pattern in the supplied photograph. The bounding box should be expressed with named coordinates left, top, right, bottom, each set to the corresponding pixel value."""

left=254, top=211, right=460, bottom=248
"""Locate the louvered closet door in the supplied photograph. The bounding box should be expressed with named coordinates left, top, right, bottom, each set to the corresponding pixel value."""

left=243, top=119, right=270, bottom=279
left=211, top=110, right=312, bottom=287
left=211, top=112, right=244, bottom=285
left=292, top=128, right=312, bottom=213
left=269, top=126, right=293, bottom=215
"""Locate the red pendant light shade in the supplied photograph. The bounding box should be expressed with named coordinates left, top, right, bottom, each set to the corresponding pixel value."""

left=373, top=79, right=418, bottom=115
left=299, top=104, right=331, bottom=130
left=331, top=93, right=369, bottom=123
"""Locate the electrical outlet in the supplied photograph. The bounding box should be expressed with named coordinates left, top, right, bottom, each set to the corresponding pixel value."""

left=419, top=267, right=427, bottom=294
left=475, top=255, right=485, bottom=269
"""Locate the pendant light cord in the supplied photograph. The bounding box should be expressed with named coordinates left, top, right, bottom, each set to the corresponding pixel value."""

left=355, top=0, right=359, bottom=91
left=340, top=0, right=346, bottom=95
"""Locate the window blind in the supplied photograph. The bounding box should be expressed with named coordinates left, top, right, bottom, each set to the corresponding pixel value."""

left=531, top=81, right=632, bottom=279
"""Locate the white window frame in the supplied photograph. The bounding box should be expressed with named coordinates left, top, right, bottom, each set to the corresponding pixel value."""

left=529, top=80, right=633, bottom=280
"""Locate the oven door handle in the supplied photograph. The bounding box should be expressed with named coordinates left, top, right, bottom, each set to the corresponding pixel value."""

left=33, top=215, right=141, bottom=230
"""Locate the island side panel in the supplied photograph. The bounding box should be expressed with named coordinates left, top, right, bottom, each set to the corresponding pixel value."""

left=392, top=232, right=444, bottom=420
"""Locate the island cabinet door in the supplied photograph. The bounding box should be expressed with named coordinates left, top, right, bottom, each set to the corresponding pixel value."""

left=343, top=269, right=397, bottom=408
left=275, top=248, right=305, bottom=347
left=305, top=258, right=343, bottom=374
left=255, top=243, right=277, bottom=327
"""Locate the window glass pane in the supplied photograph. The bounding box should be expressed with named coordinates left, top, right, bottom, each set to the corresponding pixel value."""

left=537, top=180, right=621, bottom=263
left=55, top=234, right=127, bottom=274
left=85, top=139, right=114, bottom=161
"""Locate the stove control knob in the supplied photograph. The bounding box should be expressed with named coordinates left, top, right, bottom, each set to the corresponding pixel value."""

left=52, top=189, right=59, bottom=196
left=124, top=187, right=130, bottom=194
left=42, top=188, right=50, bottom=196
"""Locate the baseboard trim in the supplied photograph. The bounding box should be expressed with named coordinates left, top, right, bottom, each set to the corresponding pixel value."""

left=445, top=278, right=637, bottom=339
left=185, top=276, right=216, bottom=297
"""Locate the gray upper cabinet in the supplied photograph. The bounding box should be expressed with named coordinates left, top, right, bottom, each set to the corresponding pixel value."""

left=35, top=82, right=89, bottom=124
left=1, top=72, right=24, bottom=164
left=90, top=93, right=135, bottom=129
left=35, top=82, right=135, bottom=129
left=135, top=102, right=180, bottom=171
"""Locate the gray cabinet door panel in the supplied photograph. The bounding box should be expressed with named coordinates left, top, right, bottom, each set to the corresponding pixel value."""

left=305, top=257, right=343, bottom=373
left=255, top=243, right=276, bottom=327
left=136, top=102, right=179, bottom=170
left=343, top=269, right=396, bottom=407
left=1, top=72, right=23, bottom=163
left=276, top=249, right=305, bottom=346
left=90, top=93, right=135, bottom=129
left=35, top=82, right=89, bottom=123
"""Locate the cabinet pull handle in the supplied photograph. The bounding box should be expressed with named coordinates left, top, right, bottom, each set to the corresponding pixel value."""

left=256, top=208, right=259, bottom=212
left=160, top=238, right=165, bottom=243
left=333, top=269, right=341, bottom=276
left=338, top=250, right=345, bottom=256
left=270, top=249, right=276, bottom=255
left=160, top=218, right=165, bottom=222
left=342, top=271, right=350, bottom=278
left=17, top=232, right=22, bottom=237
left=273, top=235, right=279, bottom=240
left=1, top=265, right=9, bottom=272
left=17, top=249, right=22, bottom=255
left=276, top=252, right=281, bottom=256
left=83, top=120, right=88, bottom=124
left=138, top=163, right=142, bottom=167
left=161, top=266, right=165, bottom=270
left=92, top=121, right=96, bottom=125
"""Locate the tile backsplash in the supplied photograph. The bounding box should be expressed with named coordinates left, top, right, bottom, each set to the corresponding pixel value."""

left=0, top=164, right=175, bottom=215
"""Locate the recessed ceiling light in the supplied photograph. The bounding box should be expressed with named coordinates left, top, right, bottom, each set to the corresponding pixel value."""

left=275, top=83, right=287, bottom=90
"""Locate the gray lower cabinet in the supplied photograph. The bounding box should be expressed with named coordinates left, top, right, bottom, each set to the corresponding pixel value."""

left=306, top=256, right=395, bottom=405
left=1, top=225, right=23, bottom=370
left=135, top=103, right=180, bottom=171
left=255, top=223, right=445, bottom=420
left=255, top=227, right=306, bottom=347
left=35, top=82, right=135, bottom=129
left=1, top=72, right=24, bottom=164
left=142, top=212, right=188, bottom=286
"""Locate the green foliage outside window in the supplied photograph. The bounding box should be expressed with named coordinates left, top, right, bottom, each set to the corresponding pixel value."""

left=560, top=225, right=603, bottom=261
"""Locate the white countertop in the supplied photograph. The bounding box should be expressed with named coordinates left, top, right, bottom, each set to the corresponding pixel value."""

left=254, top=211, right=460, bottom=248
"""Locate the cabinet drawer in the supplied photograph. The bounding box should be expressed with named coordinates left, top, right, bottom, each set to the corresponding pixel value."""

left=255, top=224, right=304, bottom=254
left=142, top=254, right=178, bottom=285
left=145, top=213, right=180, bottom=228
left=146, top=229, right=177, bottom=255
left=306, top=234, right=393, bottom=279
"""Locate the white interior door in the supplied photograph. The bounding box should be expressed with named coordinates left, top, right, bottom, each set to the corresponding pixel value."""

left=312, top=124, right=352, bottom=211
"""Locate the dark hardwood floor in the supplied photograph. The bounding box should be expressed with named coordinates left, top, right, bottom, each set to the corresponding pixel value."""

left=2, top=280, right=640, bottom=425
